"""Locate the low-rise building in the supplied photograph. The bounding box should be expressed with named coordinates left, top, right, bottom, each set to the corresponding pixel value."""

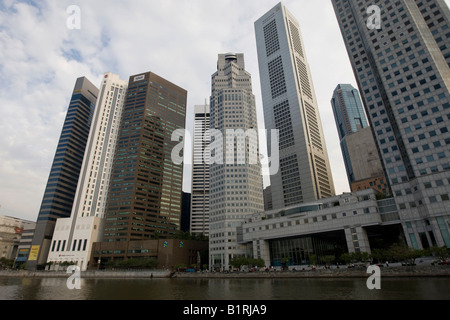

left=88, top=239, right=209, bottom=271
left=14, top=223, right=35, bottom=268
left=240, top=189, right=403, bottom=268
left=0, top=215, right=35, bottom=261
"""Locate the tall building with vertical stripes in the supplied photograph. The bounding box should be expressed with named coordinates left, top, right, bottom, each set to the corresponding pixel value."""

left=26, top=77, right=98, bottom=270
left=332, top=0, right=450, bottom=249
left=190, top=104, right=210, bottom=236
left=255, top=2, right=335, bottom=210
left=46, top=72, right=127, bottom=270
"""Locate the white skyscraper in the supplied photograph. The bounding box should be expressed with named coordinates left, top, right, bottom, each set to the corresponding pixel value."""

left=209, top=53, right=264, bottom=271
left=255, top=2, right=335, bottom=210
left=190, top=103, right=210, bottom=236
left=47, top=72, right=128, bottom=270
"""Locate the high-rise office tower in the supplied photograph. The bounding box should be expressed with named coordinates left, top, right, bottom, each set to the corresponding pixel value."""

left=101, top=72, right=187, bottom=248
left=190, top=104, right=210, bottom=236
left=331, top=84, right=388, bottom=194
left=209, top=53, right=264, bottom=271
left=332, top=0, right=450, bottom=249
left=331, top=84, right=369, bottom=140
left=27, top=77, right=98, bottom=270
left=46, top=72, right=127, bottom=270
left=255, top=2, right=335, bottom=210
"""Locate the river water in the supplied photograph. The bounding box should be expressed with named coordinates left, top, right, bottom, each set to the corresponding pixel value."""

left=1, top=276, right=449, bottom=300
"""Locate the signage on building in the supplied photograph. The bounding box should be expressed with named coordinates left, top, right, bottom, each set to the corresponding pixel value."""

left=28, top=245, right=40, bottom=261
left=133, top=75, right=145, bottom=82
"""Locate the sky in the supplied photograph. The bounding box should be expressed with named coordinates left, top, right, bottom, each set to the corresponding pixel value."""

left=0, top=0, right=399, bottom=222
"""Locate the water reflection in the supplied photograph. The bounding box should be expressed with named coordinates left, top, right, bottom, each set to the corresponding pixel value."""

left=1, top=277, right=449, bottom=300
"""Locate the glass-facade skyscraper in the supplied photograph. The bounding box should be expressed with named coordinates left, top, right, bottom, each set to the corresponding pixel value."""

left=101, top=72, right=187, bottom=248
left=27, top=77, right=98, bottom=269
left=331, top=84, right=387, bottom=193
left=331, top=84, right=369, bottom=139
left=255, top=2, right=335, bottom=210
left=332, top=0, right=450, bottom=249
left=331, top=84, right=368, bottom=184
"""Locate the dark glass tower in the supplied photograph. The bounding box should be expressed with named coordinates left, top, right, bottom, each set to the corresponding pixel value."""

left=331, top=84, right=369, bottom=139
left=102, top=72, right=187, bottom=246
left=27, top=77, right=98, bottom=269
left=331, top=84, right=369, bottom=183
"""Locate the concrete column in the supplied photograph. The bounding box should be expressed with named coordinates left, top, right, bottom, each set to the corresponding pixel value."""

left=356, top=226, right=371, bottom=254
left=344, top=227, right=355, bottom=253
left=252, top=239, right=270, bottom=267
left=429, top=218, right=445, bottom=248
left=344, top=226, right=371, bottom=253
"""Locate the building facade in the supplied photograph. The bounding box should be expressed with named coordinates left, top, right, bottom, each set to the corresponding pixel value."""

left=46, top=73, right=128, bottom=270
left=27, top=77, right=98, bottom=270
left=332, top=84, right=369, bottom=139
left=209, top=53, right=265, bottom=270
left=89, top=238, right=208, bottom=270
left=331, top=84, right=389, bottom=194
left=14, top=222, right=35, bottom=268
left=255, top=2, right=335, bottom=210
left=190, top=104, right=210, bottom=236
left=0, top=215, right=35, bottom=261
left=241, top=189, right=403, bottom=268
left=332, top=0, right=450, bottom=249
left=101, top=71, right=187, bottom=247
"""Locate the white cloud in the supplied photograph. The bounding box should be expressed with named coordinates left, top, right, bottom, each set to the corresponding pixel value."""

left=0, top=0, right=363, bottom=222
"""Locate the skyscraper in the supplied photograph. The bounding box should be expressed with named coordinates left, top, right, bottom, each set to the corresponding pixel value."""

left=46, top=72, right=127, bottom=270
left=101, top=71, right=187, bottom=247
left=255, top=2, right=335, bottom=210
left=209, top=53, right=264, bottom=270
left=331, top=84, right=369, bottom=139
left=27, top=77, right=98, bottom=270
left=332, top=0, right=450, bottom=249
left=190, top=104, right=210, bottom=236
left=331, top=84, right=388, bottom=194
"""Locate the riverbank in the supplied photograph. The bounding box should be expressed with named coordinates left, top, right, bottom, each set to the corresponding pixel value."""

left=1, top=265, right=449, bottom=279
left=0, top=269, right=172, bottom=279
left=174, top=265, right=450, bottom=278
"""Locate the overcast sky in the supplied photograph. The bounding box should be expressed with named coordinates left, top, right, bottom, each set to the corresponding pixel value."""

left=3, top=0, right=444, bottom=222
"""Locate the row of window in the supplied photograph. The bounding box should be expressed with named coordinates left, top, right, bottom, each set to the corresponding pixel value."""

left=51, top=238, right=88, bottom=252
left=245, top=207, right=374, bottom=233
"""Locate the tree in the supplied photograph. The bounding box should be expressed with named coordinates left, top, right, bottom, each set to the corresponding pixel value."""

left=371, top=248, right=388, bottom=264
left=115, top=257, right=158, bottom=269
left=387, top=243, right=425, bottom=265
left=430, top=245, right=449, bottom=262
left=229, top=256, right=248, bottom=270
left=340, top=253, right=352, bottom=265
left=360, top=252, right=370, bottom=263
left=322, top=255, right=335, bottom=267
left=0, top=258, right=14, bottom=269
left=309, top=254, right=317, bottom=266
left=229, top=256, right=265, bottom=270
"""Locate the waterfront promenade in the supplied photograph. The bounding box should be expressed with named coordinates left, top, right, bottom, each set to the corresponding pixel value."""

left=1, top=264, right=449, bottom=279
